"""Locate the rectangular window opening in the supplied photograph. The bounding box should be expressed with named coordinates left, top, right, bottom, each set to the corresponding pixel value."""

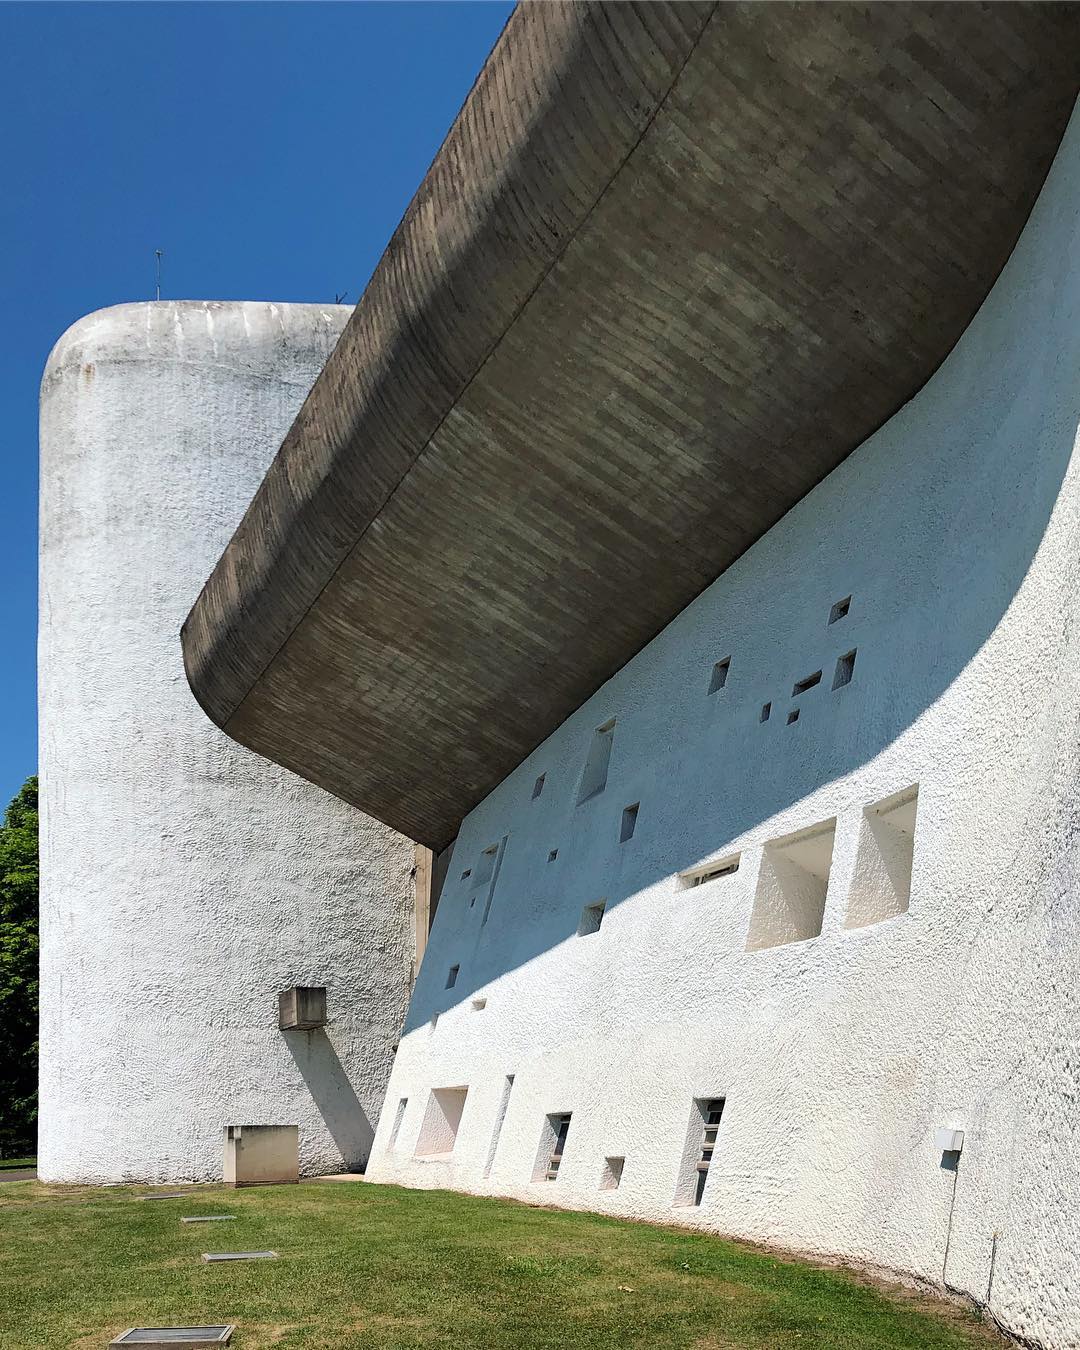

left=532, top=774, right=546, bottom=800
left=483, top=1074, right=515, bottom=1179
left=472, top=845, right=498, bottom=888
left=786, top=708, right=800, bottom=725
left=471, top=997, right=487, bottom=1012
left=674, top=1097, right=725, bottom=1206
left=760, top=702, right=771, bottom=723
left=460, top=869, right=471, bottom=881
left=845, top=785, right=918, bottom=930
left=829, top=595, right=851, bottom=625
left=600, top=1156, right=624, bottom=1191
left=708, top=657, right=731, bottom=694
left=387, top=1097, right=408, bottom=1152
left=746, top=818, right=836, bottom=951
left=578, top=899, right=606, bottom=936
left=680, top=854, right=741, bottom=889
left=792, top=670, right=822, bottom=696
left=547, top=848, right=558, bottom=863
left=533, top=1112, right=572, bottom=1182
left=577, top=719, right=616, bottom=804
left=620, top=802, right=639, bottom=843
left=414, top=1086, right=468, bottom=1158
left=833, top=649, right=857, bottom=689
left=445, top=964, right=459, bottom=989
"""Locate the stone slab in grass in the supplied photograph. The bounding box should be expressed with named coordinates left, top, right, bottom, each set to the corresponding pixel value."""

left=109, top=1327, right=233, bottom=1347
left=135, top=1193, right=194, bottom=1202
left=180, top=1216, right=236, bottom=1224
left=202, top=1251, right=277, bottom=1262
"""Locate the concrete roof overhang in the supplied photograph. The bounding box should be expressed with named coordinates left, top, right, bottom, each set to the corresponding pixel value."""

left=182, top=1, right=1080, bottom=851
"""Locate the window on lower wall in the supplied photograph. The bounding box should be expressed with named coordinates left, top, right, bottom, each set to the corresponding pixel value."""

left=533, top=1112, right=572, bottom=1182
left=674, top=1097, right=725, bottom=1206
left=387, top=1097, right=408, bottom=1151
left=414, top=1086, right=468, bottom=1158
left=845, top=785, right=919, bottom=929
left=578, top=900, right=606, bottom=936
left=746, top=819, right=836, bottom=951
left=600, top=1155, right=624, bottom=1191
left=483, top=1074, right=515, bottom=1179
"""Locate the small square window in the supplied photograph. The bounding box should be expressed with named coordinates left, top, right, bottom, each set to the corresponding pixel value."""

left=532, top=774, right=546, bottom=800
left=445, top=964, right=459, bottom=989
left=600, top=1156, right=624, bottom=1190
left=548, top=848, right=558, bottom=863
left=792, top=670, right=822, bottom=696
left=833, top=649, right=857, bottom=689
left=708, top=657, right=731, bottom=694
left=829, top=595, right=851, bottom=625
left=760, top=702, right=771, bottom=723
left=578, top=900, right=605, bottom=936
left=787, top=708, right=800, bottom=725
left=620, top=803, right=639, bottom=843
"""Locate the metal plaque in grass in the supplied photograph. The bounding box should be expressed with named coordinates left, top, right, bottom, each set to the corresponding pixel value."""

left=202, top=1250, right=277, bottom=1262
left=180, top=1216, right=236, bottom=1224
left=109, top=1327, right=233, bottom=1347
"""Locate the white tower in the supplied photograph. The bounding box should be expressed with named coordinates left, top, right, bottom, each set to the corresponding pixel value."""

left=38, top=301, right=415, bottom=1183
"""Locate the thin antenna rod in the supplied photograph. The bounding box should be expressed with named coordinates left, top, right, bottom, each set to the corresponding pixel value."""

left=155, top=249, right=164, bottom=301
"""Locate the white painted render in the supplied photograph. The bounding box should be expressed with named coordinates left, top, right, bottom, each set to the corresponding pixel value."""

left=369, top=104, right=1080, bottom=1349
left=38, top=301, right=414, bottom=1184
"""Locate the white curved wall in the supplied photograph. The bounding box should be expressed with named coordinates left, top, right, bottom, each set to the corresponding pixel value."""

left=39, top=301, right=414, bottom=1184
left=369, top=105, right=1080, bottom=1349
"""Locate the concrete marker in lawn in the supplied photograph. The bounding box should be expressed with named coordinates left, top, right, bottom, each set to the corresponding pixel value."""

left=201, top=1251, right=277, bottom=1262
left=108, top=1328, right=233, bottom=1347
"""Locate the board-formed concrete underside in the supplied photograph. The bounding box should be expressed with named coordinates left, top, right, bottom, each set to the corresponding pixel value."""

left=183, top=1, right=1080, bottom=850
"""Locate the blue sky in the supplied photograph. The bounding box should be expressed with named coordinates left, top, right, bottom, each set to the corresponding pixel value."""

left=0, top=0, right=512, bottom=811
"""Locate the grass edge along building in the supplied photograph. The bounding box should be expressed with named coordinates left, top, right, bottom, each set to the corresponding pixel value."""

left=39, top=4, right=1080, bottom=1349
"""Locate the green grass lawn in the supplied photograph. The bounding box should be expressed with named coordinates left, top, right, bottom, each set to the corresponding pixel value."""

left=0, top=1156, right=35, bottom=1171
left=0, top=1180, right=1004, bottom=1350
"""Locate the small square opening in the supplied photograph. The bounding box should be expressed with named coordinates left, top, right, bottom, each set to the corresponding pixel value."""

left=548, top=848, right=558, bottom=863
left=445, top=964, right=459, bottom=989
left=620, top=802, right=639, bottom=843
left=746, top=819, right=836, bottom=950
left=680, top=854, right=741, bottom=889
left=600, top=1156, right=625, bottom=1191
left=471, top=997, right=487, bottom=1011
left=829, top=595, right=851, bottom=625
left=787, top=708, right=800, bottom=725
left=532, top=774, right=546, bottom=800
left=578, top=900, right=606, bottom=936
left=760, top=702, right=771, bottom=723
left=833, top=649, right=857, bottom=689
left=708, top=657, right=731, bottom=694
left=577, top=719, right=616, bottom=803
left=792, top=670, right=822, bottom=696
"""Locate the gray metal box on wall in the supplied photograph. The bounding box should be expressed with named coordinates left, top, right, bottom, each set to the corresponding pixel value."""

left=278, top=987, right=327, bottom=1030
left=222, top=1125, right=298, bottom=1187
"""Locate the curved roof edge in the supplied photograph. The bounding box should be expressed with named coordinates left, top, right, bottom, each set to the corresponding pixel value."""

left=183, top=1, right=1080, bottom=849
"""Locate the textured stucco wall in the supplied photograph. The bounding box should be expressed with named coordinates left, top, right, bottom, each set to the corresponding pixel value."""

left=368, top=104, right=1080, bottom=1349
left=39, top=301, right=414, bottom=1184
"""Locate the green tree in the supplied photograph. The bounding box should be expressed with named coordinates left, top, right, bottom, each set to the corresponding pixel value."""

left=0, top=776, right=38, bottom=1156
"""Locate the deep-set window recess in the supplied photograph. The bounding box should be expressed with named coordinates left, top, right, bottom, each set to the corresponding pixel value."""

left=708, top=657, right=731, bottom=694
left=694, top=1099, right=725, bottom=1205
left=543, top=1113, right=572, bottom=1180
